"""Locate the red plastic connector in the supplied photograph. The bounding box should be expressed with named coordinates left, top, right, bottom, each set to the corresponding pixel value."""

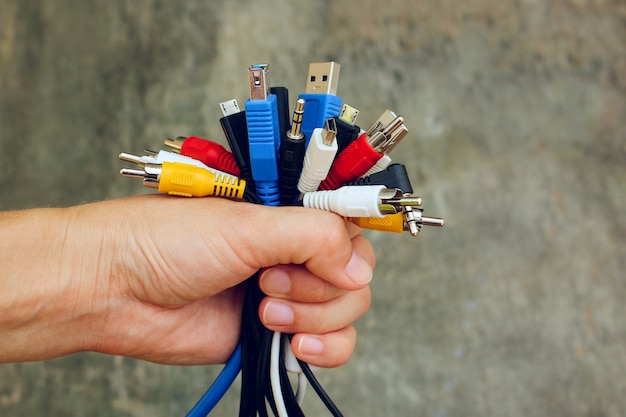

left=318, top=133, right=383, bottom=190
left=180, top=136, right=241, bottom=177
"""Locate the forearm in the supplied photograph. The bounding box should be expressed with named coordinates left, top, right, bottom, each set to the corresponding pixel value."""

left=0, top=206, right=111, bottom=362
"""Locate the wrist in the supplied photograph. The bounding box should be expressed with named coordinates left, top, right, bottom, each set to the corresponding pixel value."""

left=0, top=205, right=118, bottom=362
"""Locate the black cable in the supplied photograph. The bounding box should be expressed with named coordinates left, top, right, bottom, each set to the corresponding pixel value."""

left=296, top=356, right=344, bottom=417
left=278, top=336, right=305, bottom=417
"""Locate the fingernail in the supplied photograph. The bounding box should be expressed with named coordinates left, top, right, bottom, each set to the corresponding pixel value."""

left=345, top=251, right=373, bottom=285
left=259, top=268, right=291, bottom=296
left=262, top=301, right=294, bottom=326
left=298, top=335, right=325, bottom=356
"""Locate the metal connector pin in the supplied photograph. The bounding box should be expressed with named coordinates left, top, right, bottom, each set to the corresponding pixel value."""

left=404, top=207, right=445, bottom=235
left=321, top=118, right=337, bottom=146
left=248, top=64, right=271, bottom=100
left=377, top=188, right=422, bottom=214
left=367, top=116, right=406, bottom=153
left=163, top=137, right=186, bottom=152
left=305, top=62, right=340, bottom=95
left=366, top=111, right=409, bottom=154
left=119, top=153, right=147, bottom=165
left=119, top=168, right=145, bottom=178
left=339, top=103, right=360, bottom=125
left=287, top=99, right=305, bottom=140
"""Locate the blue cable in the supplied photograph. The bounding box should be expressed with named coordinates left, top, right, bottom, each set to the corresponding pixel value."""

left=185, top=343, right=242, bottom=417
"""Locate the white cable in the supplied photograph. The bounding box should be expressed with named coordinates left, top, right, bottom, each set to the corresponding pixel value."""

left=297, top=122, right=338, bottom=194
left=302, top=185, right=386, bottom=218
left=271, top=331, right=289, bottom=417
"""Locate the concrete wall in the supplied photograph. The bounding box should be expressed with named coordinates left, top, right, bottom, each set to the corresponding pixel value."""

left=0, top=0, right=624, bottom=415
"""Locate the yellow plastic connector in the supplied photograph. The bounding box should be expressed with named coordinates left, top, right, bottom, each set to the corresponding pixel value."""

left=159, top=162, right=246, bottom=199
left=347, top=213, right=404, bottom=233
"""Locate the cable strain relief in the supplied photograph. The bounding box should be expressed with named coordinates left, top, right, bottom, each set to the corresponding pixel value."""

left=303, top=185, right=385, bottom=217
left=345, top=176, right=371, bottom=187
left=255, top=181, right=281, bottom=206
left=279, top=175, right=301, bottom=205
left=297, top=172, right=322, bottom=194
left=318, top=172, right=342, bottom=190
left=213, top=173, right=247, bottom=200
left=217, top=152, right=242, bottom=177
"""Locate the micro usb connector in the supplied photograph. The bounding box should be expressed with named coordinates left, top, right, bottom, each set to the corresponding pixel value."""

left=334, top=103, right=362, bottom=153
left=219, top=99, right=255, bottom=186
left=220, top=99, right=241, bottom=117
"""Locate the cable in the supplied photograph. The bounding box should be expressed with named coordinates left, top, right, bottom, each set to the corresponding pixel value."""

left=164, top=136, right=241, bottom=177
left=246, top=64, right=281, bottom=206
left=271, top=332, right=289, bottom=417
left=116, top=60, right=447, bottom=417
left=219, top=99, right=255, bottom=186
left=279, top=98, right=307, bottom=204
left=345, top=163, right=414, bottom=194
left=299, top=62, right=343, bottom=145
left=293, top=348, right=344, bottom=417
left=334, top=104, right=362, bottom=154
left=301, top=185, right=422, bottom=218
left=119, top=160, right=248, bottom=200
left=318, top=115, right=406, bottom=191
left=185, top=343, right=242, bottom=417
left=297, top=118, right=338, bottom=194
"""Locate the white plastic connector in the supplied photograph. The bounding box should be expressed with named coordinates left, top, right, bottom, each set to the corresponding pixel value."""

left=297, top=125, right=338, bottom=193
left=302, top=185, right=387, bottom=218
left=119, top=150, right=241, bottom=182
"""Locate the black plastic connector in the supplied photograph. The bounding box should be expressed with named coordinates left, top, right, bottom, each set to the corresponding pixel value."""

left=279, top=99, right=306, bottom=204
left=270, top=86, right=290, bottom=142
left=333, top=117, right=361, bottom=154
left=345, top=163, right=413, bottom=195
left=219, top=107, right=254, bottom=186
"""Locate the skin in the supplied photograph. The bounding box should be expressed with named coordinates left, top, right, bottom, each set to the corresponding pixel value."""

left=0, top=195, right=374, bottom=368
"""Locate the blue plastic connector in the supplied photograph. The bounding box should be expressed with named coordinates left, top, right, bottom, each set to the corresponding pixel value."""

left=246, top=64, right=281, bottom=206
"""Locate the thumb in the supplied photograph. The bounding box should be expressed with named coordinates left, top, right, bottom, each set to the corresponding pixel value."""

left=225, top=201, right=374, bottom=290
left=122, top=195, right=373, bottom=305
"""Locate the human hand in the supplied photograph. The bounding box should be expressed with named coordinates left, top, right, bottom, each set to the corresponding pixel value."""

left=0, top=195, right=374, bottom=368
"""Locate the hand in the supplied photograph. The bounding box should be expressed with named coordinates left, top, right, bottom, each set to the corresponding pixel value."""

left=0, top=195, right=374, bottom=368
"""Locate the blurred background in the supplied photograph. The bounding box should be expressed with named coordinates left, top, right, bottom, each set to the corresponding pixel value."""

left=0, top=0, right=624, bottom=416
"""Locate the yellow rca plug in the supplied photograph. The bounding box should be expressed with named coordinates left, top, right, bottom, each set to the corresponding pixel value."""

left=158, top=162, right=246, bottom=199
left=347, top=213, right=405, bottom=233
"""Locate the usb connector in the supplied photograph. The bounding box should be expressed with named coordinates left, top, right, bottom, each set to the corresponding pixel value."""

left=220, top=99, right=241, bottom=117
left=305, top=62, right=340, bottom=95
left=248, top=64, right=271, bottom=100
left=299, top=61, right=343, bottom=145
left=245, top=64, right=281, bottom=206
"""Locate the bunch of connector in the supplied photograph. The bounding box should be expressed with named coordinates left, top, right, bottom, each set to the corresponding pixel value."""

left=119, top=62, right=444, bottom=417
left=120, top=62, right=443, bottom=235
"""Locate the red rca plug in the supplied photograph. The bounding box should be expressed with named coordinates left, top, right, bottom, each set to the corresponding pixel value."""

left=318, top=116, right=405, bottom=190
left=164, top=136, right=241, bottom=177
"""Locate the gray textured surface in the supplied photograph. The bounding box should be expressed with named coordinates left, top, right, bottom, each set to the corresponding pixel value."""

left=1, top=1, right=625, bottom=416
